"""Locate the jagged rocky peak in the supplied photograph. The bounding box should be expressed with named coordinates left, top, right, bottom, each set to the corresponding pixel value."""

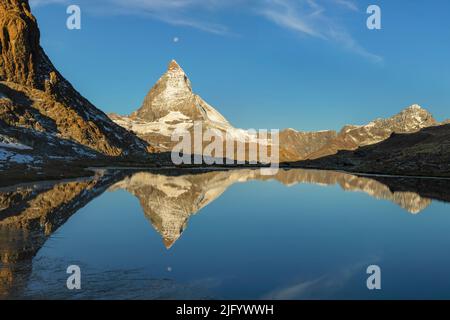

left=133, top=59, right=231, bottom=128
left=0, top=0, right=149, bottom=157
left=164, top=59, right=193, bottom=94
left=0, top=0, right=47, bottom=89
left=168, top=59, right=185, bottom=73
left=279, top=104, right=441, bottom=162
left=393, top=104, right=436, bottom=129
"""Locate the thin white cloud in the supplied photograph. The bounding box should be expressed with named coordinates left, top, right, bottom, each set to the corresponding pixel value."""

left=328, top=25, right=383, bottom=63
left=332, top=0, right=359, bottom=11
left=259, top=0, right=382, bottom=62
left=105, top=0, right=236, bottom=34
left=29, top=0, right=381, bottom=62
left=259, top=0, right=327, bottom=39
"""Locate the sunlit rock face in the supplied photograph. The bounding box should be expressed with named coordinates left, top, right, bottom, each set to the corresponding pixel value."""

left=110, top=58, right=440, bottom=163
left=109, top=60, right=232, bottom=152
left=0, top=0, right=42, bottom=88
left=135, top=60, right=231, bottom=129
left=280, top=105, right=439, bottom=162
left=0, top=0, right=148, bottom=160
left=302, top=123, right=450, bottom=178
left=109, top=60, right=273, bottom=156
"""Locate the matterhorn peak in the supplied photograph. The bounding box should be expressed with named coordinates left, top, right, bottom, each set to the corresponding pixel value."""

left=406, top=104, right=423, bottom=111
left=168, top=59, right=182, bottom=71
left=132, top=60, right=231, bottom=128
left=163, top=59, right=192, bottom=92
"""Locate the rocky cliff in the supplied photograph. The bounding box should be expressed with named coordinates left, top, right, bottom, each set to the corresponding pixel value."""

left=299, top=123, right=450, bottom=177
left=134, top=60, right=231, bottom=129
left=0, top=0, right=148, bottom=159
left=280, top=105, right=439, bottom=161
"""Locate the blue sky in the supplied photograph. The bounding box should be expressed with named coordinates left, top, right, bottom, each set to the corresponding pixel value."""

left=30, top=0, right=450, bottom=131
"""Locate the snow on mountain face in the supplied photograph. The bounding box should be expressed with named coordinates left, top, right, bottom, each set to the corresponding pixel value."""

left=110, top=60, right=249, bottom=151
left=280, top=104, right=440, bottom=162
left=133, top=60, right=231, bottom=129
left=389, top=104, right=437, bottom=131
left=110, top=59, right=440, bottom=162
left=338, top=104, right=437, bottom=148
left=152, top=60, right=193, bottom=107
left=0, top=134, right=33, bottom=150
left=111, top=111, right=194, bottom=137
left=0, top=148, right=36, bottom=164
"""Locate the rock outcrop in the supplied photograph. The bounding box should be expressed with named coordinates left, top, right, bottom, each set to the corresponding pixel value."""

left=299, top=123, right=450, bottom=177
left=280, top=105, right=439, bottom=161
left=0, top=0, right=149, bottom=159
left=135, top=60, right=231, bottom=128
left=110, top=60, right=236, bottom=152
left=0, top=0, right=42, bottom=88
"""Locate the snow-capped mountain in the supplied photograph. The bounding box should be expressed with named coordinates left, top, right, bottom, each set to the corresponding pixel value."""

left=2, top=1, right=443, bottom=177
left=111, top=62, right=441, bottom=163
left=110, top=60, right=261, bottom=153
left=135, top=60, right=231, bottom=129
left=280, top=104, right=440, bottom=162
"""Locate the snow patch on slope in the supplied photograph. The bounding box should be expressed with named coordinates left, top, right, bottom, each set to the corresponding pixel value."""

left=0, top=91, right=9, bottom=100
left=113, top=112, right=194, bottom=137
left=0, top=148, right=35, bottom=163
left=159, top=111, right=191, bottom=123
left=0, top=134, right=33, bottom=150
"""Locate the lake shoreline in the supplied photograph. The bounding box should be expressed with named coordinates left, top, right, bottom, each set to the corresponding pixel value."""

left=2, top=161, right=450, bottom=188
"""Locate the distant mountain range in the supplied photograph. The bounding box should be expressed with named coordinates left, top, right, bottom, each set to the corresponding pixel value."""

left=0, top=0, right=449, bottom=181
left=109, top=59, right=448, bottom=168
left=298, top=122, right=450, bottom=177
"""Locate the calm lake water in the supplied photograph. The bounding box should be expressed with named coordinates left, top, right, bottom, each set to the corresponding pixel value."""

left=1, top=168, right=450, bottom=300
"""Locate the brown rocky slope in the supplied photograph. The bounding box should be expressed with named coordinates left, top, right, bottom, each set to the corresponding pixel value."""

left=0, top=0, right=149, bottom=158
left=110, top=59, right=443, bottom=166
left=295, top=123, right=450, bottom=177
left=280, top=105, right=439, bottom=162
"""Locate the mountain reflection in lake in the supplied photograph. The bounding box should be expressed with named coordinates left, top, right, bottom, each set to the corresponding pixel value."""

left=1, top=169, right=450, bottom=300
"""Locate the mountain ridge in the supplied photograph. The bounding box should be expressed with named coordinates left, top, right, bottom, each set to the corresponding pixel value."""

left=110, top=60, right=442, bottom=164
left=297, top=123, right=450, bottom=177
left=1, top=0, right=448, bottom=181
left=0, top=0, right=149, bottom=159
left=281, top=104, right=440, bottom=161
left=133, top=59, right=231, bottom=129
